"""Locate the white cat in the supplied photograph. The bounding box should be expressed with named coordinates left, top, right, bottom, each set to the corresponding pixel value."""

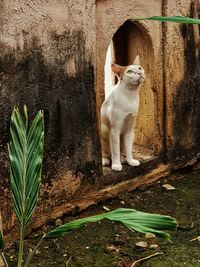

left=101, top=55, right=145, bottom=171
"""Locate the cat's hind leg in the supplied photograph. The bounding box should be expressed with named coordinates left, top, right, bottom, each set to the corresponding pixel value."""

left=127, top=158, right=140, bottom=166
left=102, top=158, right=110, bottom=166
left=101, top=123, right=111, bottom=166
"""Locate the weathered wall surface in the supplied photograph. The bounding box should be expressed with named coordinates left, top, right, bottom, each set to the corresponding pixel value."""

left=164, top=0, right=200, bottom=167
left=0, top=0, right=101, bottom=242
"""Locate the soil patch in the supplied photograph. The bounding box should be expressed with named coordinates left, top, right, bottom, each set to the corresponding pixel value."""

left=4, top=169, right=200, bottom=266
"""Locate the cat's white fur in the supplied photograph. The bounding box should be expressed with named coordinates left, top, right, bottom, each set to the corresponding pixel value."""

left=101, top=55, right=145, bottom=171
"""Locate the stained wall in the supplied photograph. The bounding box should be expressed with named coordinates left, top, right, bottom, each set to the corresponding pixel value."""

left=0, top=0, right=101, bottom=243
left=163, top=0, right=200, bottom=167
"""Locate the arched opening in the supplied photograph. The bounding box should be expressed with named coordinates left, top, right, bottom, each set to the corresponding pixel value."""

left=103, top=20, right=155, bottom=172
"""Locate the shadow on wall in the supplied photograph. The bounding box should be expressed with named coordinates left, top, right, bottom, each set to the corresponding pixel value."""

left=172, top=2, right=200, bottom=165
left=0, top=32, right=101, bottom=185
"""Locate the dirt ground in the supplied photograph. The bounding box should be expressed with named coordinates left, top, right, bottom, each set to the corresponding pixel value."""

left=4, top=168, right=200, bottom=266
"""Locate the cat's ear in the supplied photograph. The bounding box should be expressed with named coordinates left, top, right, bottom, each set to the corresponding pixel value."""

left=111, top=63, right=123, bottom=76
left=133, top=55, right=140, bottom=65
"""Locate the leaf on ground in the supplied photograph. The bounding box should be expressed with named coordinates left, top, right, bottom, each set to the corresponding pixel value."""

left=190, top=236, right=200, bottom=242
left=44, top=208, right=177, bottom=240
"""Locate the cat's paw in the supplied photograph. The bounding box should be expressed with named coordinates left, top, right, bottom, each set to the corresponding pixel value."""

left=127, top=159, right=140, bottom=167
left=112, top=164, right=122, bottom=171
left=102, top=158, right=110, bottom=166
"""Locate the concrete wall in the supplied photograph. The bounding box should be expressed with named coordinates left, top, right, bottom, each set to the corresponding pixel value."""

left=0, top=0, right=101, bottom=243
left=1, top=0, right=200, bottom=244
left=164, top=0, right=200, bottom=167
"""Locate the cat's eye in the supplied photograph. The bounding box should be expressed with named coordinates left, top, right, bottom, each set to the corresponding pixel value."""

left=138, top=67, right=142, bottom=70
left=127, top=70, right=134, bottom=74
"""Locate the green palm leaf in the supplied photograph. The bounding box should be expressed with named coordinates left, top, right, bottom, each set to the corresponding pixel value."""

left=8, top=106, right=44, bottom=227
left=132, top=16, right=200, bottom=24
left=25, top=208, right=177, bottom=266
left=44, top=208, right=177, bottom=240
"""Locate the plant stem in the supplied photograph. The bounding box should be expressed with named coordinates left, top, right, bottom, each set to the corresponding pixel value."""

left=18, top=226, right=25, bottom=267
left=24, top=235, right=45, bottom=267
left=1, top=252, right=9, bottom=267
left=130, top=252, right=163, bottom=267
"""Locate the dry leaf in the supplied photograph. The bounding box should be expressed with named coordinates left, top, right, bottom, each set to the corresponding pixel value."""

left=103, top=206, right=110, bottom=211
left=162, top=184, right=176, bottom=190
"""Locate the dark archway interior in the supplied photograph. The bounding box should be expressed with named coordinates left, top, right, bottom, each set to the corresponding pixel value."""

left=113, top=20, right=148, bottom=66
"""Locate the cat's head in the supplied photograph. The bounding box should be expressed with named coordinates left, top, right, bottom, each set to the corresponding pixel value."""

left=111, top=55, right=145, bottom=86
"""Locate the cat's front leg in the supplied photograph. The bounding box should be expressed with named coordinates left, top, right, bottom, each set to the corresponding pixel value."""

left=110, top=128, right=122, bottom=171
left=123, top=130, right=140, bottom=167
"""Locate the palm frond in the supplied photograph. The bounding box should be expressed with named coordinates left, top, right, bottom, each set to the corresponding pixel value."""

left=132, top=16, right=200, bottom=24
left=44, top=208, right=177, bottom=240
left=8, top=106, right=44, bottom=227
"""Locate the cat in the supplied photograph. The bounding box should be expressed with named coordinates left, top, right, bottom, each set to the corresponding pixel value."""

left=101, top=55, right=145, bottom=171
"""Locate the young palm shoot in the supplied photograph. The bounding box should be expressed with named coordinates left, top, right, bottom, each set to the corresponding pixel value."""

left=8, top=106, right=44, bottom=267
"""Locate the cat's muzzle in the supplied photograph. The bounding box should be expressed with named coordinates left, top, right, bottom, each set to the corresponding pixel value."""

left=139, top=74, right=145, bottom=83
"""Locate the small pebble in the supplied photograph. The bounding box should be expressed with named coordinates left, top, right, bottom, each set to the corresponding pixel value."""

left=145, top=233, right=156, bottom=239
left=135, top=241, right=148, bottom=249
